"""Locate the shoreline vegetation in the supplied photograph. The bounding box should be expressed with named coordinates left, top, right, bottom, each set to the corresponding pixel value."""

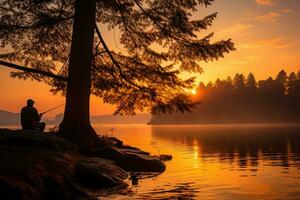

left=150, top=70, right=300, bottom=125
left=0, top=128, right=168, bottom=200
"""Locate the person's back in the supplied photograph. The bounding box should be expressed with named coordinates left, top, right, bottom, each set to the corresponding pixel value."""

left=21, top=106, right=39, bottom=130
left=20, top=99, right=45, bottom=132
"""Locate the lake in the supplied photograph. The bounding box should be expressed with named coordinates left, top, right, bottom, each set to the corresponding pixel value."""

left=93, top=123, right=300, bottom=200
left=3, top=123, right=300, bottom=200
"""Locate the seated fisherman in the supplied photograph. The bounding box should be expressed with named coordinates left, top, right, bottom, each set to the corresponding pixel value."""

left=21, top=99, right=46, bottom=132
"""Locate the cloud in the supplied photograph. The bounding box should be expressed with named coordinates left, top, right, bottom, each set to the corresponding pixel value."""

left=255, top=0, right=275, bottom=6
left=282, top=8, right=293, bottom=13
left=244, top=56, right=261, bottom=60
left=227, top=60, right=249, bottom=65
left=217, top=23, right=254, bottom=36
left=254, top=12, right=280, bottom=22
left=239, top=37, right=292, bottom=49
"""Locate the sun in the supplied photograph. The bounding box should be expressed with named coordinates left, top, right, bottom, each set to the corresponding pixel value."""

left=191, top=89, right=197, bottom=95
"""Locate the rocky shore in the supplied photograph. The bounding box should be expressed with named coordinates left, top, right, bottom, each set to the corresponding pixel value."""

left=0, top=129, right=167, bottom=200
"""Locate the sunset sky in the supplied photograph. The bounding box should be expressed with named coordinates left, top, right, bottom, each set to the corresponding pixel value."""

left=0, top=0, right=299, bottom=118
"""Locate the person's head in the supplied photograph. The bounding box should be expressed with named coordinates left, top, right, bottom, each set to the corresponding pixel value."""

left=27, top=99, right=35, bottom=107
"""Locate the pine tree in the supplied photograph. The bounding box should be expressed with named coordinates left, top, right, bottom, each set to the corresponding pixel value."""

left=0, top=0, right=235, bottom=147
left=275, top=70, right=287, bottom=95
left=225, top=76, right=234, bottom=89
left=246, top=73, right=257, bottom=89
left=287, top=72, right=300, bottom=97
left=258, top=77, right=274, bottom=94
left=276, top=70, right=287, bottom=83
left=206, top=82, right=214, bottom=89
left=234, top=73, right=246, bottom=89
left=287, top=72, right=297, bottom=96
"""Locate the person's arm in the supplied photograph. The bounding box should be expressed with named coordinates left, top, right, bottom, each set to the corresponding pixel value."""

left=38, top=113, right=43, bottom=121
left=33, top=108, right=41, bottom=122
left=20, top=107, right=25, bottom=124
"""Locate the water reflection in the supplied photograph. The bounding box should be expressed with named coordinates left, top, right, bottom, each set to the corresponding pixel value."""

left=94, top=124, right=300, bottom=199
left=152, top=124, right=300, bottom=171
left=136, top=182, right=198, bottom=200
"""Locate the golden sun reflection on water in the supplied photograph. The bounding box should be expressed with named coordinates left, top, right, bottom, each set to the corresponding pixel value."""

left=193, top=139, right=200, bottom=170
left=94, top=124, right=300, bottom=200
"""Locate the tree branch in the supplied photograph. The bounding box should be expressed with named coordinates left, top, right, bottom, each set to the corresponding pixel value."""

left=133, top=0, right=184, bottom=43
left=94, top=24, right=148, bottom=91
left=0, top=16, right=74, bottom=31
left=0, top=60, right=67, bottom=81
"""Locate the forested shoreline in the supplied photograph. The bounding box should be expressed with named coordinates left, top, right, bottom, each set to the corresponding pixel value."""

left=150, top=70, right=300, bottom=124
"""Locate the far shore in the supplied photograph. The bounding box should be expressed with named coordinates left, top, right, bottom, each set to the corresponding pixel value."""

left=2, top=122, right=300, bottom=127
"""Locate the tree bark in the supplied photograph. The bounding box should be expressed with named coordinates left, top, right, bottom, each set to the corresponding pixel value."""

left=59, top=0, right=99, bottom=148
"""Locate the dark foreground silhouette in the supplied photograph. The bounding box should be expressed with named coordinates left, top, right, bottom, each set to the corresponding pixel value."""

left=0, top=129, right=166, bottom=200
left=21, top=99, right=46, bottom=132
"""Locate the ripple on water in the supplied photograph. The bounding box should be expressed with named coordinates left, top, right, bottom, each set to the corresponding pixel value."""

left=92, top=124, right=300, bottom=200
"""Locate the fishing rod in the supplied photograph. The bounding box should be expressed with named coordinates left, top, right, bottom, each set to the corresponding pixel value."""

left=40, top=104, right=65, bottom=115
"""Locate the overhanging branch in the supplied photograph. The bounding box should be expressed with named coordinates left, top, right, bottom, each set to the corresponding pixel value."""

left=133, top=0, right=180, bottom=41
left=0, top=60, right=67, bottom=81
left=94, top=24, right=146, bottom=90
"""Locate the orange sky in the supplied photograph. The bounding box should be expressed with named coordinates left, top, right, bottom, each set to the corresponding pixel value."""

left=0, top=0, right=299, bottom=118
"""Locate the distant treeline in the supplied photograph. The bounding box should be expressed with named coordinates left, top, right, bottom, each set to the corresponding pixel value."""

left=149, top=70, right=300, bottom=124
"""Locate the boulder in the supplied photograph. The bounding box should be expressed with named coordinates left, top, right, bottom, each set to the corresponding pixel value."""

left=119, top=148, right=150, bottom=155
left=0, top=129, right=77, bottom=154
left=0, top=146, right=84, bottom=200
left=158, top=154, right=173, bottom=161
left=95, top=146, right=166, bottom=172
left=0, top=129, right=87, bottom=200
left=0, top=175, right=39, bottom=200
left=74, top=157, right=128, bottom=188
left=0, top=128, right=167, bottom=199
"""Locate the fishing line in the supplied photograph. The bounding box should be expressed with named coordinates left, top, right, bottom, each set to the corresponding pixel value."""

left=41, top=103, right=65, bottom=115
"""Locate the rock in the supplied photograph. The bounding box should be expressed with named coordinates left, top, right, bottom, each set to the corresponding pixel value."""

left=158, top=154, right=173, bottom=161
left=119, top=145, right=140, bottom=150
left=119, top=148, right=150, bottom=155
left=105, top=136, right=123, bottom=147
left=129, top=172, right=139, bottom=185
left=0, top=129, right=87, bottom=200
left=0, top=175, right=39, bottom=200
left=0, top=128, right=167, bottom=199
left=95, top=146, right=166, bottom=172
left=0, top=146, right=84, bottom=200
left=123, top=152, right=166, bottom=172
left=74, top=157, right=128, bottom=188
left=0, top=128, right=77, bottom=154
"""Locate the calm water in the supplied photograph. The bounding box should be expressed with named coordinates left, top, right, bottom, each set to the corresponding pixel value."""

left=3, top=124, right=300, bottom=199
left=93, top=124, right=300, bottom=200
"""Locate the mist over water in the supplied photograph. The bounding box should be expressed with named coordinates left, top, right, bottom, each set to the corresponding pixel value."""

left=94, top=124, right=300, bottom=200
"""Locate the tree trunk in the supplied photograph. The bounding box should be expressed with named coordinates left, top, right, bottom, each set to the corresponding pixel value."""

left=59, top=0, right=99, bottom=148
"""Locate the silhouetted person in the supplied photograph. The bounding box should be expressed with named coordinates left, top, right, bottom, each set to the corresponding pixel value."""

left=21, top=99, right=46, bottom=132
